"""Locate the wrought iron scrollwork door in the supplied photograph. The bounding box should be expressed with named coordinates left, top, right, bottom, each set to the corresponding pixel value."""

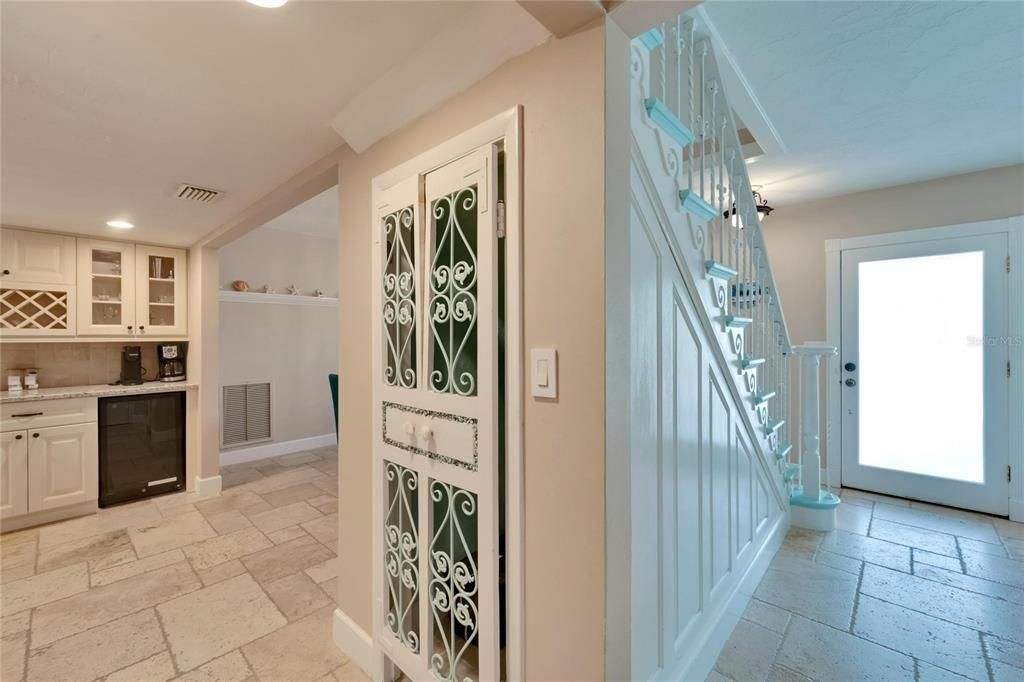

left=372, top=147, right=500, bottom=682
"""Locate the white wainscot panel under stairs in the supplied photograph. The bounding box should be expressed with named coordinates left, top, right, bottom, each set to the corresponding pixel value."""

left=622, top=15, right=838, bottom=682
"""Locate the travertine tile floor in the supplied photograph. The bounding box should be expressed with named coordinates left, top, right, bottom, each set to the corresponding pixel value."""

left=0, top=447, right=367, bottom=682
left=711, top=489, right=1024, bottom=682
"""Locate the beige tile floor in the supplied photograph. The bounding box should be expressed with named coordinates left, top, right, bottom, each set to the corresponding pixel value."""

left=711, top=489, right=1024, bottom=682
left=0, top=447, right=367, bottom=682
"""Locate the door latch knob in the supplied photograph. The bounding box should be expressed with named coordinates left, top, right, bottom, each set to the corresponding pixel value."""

left=845, top=378, right=857, bottom=387
left=844, top=362, right=857, bottom=372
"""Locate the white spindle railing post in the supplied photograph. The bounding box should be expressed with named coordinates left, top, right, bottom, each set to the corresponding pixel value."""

left=793, top=343, right=837, bottom=501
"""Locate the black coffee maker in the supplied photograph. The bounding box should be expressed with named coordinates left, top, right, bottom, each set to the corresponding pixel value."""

left=119, top=346, right=144, bottom=386
left=157, top=342, right=188, bottom=382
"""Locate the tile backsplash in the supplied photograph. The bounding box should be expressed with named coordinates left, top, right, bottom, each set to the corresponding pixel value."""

left=1, top=343, right=161, bottom=390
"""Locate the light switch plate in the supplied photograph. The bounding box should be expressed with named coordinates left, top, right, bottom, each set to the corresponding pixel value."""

left=531, top=348, right=557, bottom=399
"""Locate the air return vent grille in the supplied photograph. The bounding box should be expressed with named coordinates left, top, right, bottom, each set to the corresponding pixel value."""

left=221, top=382, right=271, bottom=447
left=176, top=183, right=222, bottom=203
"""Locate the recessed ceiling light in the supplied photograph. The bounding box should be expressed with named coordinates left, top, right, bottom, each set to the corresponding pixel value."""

left=246, top=0, right=288, bottom=7
left=106, top=219, right=135, bottom=229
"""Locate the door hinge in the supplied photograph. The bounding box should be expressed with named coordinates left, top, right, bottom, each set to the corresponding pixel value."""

left=496, top=199, right=506, bottom=239
left=1009, top=465, right=1012, bottom=483
left=1007, top=255, right=1011, bottom=273
left=1008, top=361, right=1012, bottom=379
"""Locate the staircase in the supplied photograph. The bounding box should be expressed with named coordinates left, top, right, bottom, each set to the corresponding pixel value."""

left=634, top=17, right=810, bottom=501
left=624, top=12, right=840, bottom=679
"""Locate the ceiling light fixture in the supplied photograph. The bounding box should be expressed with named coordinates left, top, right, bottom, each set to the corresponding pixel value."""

left=723, top=190, right=774, bottom=224
left=246, top=0, right=288, bottom=8
left=106, top=219, right=135, bottom=229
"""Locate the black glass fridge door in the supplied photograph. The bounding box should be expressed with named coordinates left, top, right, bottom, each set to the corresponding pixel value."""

left=99, top=392, right=186, bottom=507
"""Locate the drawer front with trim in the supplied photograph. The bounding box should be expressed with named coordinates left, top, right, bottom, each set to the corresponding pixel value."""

left=1, top=397, right=98, bottom=432
left=382, top=401, right=478, bottom=471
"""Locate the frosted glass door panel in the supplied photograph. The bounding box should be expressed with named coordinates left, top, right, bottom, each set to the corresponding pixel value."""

left=839, top=231, right=1009, bottom=515
left=857, top=252, right=983, bottom=482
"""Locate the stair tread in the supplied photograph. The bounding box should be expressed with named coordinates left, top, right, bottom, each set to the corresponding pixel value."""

left=775, top=444, right=792, bottom=460
left=704, top=259, right=739, bottom=280
left=725, top=315, right=753, bottom=328
left=766, top=419, right=785, bottom=433
left=754, top=390, right=777, bottom=405
left=680, top=191, right=718, bottom=223
left=645, top=98, right=696, bottom=147
left=741, top=357, right=766, bottom=369
left=637, top=27, right=664, bottom=51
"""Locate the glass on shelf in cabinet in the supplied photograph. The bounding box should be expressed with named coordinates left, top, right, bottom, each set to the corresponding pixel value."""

left=92, top=301, right=122, bottom=324
left=92, top=250, right=123, bottom=276
left=150, top=306, right=175, bottom=327
left=149, top=256, right=175, bottom=280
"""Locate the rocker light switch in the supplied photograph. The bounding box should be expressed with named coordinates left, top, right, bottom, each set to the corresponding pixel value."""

left=531, top=348, right=557, bottom=399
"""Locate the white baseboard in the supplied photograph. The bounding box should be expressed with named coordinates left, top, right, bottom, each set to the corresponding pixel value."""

left=333, top=609, right=395, bottom=681
left=220, top=433, right=336, bottom=467
left=194, top=475, right=222, bottom=497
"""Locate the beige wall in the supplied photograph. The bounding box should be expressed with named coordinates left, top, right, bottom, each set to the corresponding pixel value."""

left=336, top=25, right=606, bottom=681
left=765, top=164, right=1024, bottom=462
left=219, top=227, right=338, bottom=444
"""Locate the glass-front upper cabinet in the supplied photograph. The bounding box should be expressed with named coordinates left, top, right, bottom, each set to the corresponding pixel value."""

left=76, top=240, right=136, bottom=335
left=134, top=245, right=187, bottom=337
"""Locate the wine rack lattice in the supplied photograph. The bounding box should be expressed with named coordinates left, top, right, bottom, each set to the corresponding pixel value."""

left=1, top=287, right=71, bottom=331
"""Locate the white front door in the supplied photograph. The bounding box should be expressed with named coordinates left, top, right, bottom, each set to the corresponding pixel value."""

left=372, top=145, right=500, bottom=681
left=840, top=233, right=1009, bottom=514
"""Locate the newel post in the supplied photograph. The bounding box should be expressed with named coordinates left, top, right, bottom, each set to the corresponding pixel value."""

left=790, top=342, right=840, bottom=530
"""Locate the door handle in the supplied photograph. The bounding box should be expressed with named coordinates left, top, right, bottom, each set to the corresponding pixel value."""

left=845, top=378, right=857, bottom=387
left=11, top=412, right=43, bottom=418
left=14, top=434, right=23, bottom=440
left=844, top=362, right=857, bottom=372
left=32, top=433, right=40, bottom=438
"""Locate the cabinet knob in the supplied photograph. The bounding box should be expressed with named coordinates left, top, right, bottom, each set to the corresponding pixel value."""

left=14, top=434, right=22, bottom=440
left=32, top=433, right=40, bottom=438
left=1, top=269, right=9, bottom=276
left=139, top=325, right=145, bottom=332
left=127, top=325, right=133, bottom=331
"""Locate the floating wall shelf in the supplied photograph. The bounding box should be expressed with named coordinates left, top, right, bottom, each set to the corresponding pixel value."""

left=218, top=290, right=337, bottom=307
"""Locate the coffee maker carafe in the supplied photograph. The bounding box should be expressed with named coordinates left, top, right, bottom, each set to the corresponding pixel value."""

left=157, top=342, right=188, bottom=382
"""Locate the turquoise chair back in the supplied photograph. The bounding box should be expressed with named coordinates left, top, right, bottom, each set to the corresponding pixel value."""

left=328, top=373, right=339, bottom=441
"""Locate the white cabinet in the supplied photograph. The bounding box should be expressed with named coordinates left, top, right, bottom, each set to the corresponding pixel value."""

left=76, top=241, right=187, bottom=337
left=135, top=245, right=188, bottom=337
left=0, top=431, right=29, bottom=519
left=1, top=229, right=78, bottom=338
left=77, top=239, right=137, bottom=335
left=0, top=398, right=98, bottom=524
left=27, top=423, right=98, bottom=512
left=0, top=228, right=76, bottom=285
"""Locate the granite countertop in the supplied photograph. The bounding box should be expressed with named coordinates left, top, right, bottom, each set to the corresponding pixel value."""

left=0, top=382, right=198, bottom=404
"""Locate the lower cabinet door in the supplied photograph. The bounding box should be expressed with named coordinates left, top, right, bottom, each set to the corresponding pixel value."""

left=27, top=423, right=98, bottom=512
left=0, top=431, right=29, bottom=518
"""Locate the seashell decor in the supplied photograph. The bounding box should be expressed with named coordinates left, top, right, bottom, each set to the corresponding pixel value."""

left=231, top=280, right=250, bottom=292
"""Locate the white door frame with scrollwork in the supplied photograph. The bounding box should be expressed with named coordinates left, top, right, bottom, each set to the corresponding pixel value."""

left=370, top=107, right=523, bottom=682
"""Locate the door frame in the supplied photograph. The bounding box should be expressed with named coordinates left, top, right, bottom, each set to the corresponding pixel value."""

left=370, top=106, right=524, bottom=680
left=825, top=216, right=1024, bottom=521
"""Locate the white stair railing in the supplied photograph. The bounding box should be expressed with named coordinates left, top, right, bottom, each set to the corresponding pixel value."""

left=636, top=16, right=838, bottom=525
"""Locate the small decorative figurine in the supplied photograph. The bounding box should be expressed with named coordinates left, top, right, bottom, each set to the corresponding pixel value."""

left=231, top=280, right=250, bottom=292
left=263, top=285, right=276, bottom=294
left=313, top=289, right=324, bottom=298
left=286, top=284, right=299, bottom=296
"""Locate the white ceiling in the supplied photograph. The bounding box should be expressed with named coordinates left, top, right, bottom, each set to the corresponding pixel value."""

left=703, top=1, right=1024, bottom=205
left=261, top=186, right=337, bottom=240
left=1, top=1, right=548, bottom=247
